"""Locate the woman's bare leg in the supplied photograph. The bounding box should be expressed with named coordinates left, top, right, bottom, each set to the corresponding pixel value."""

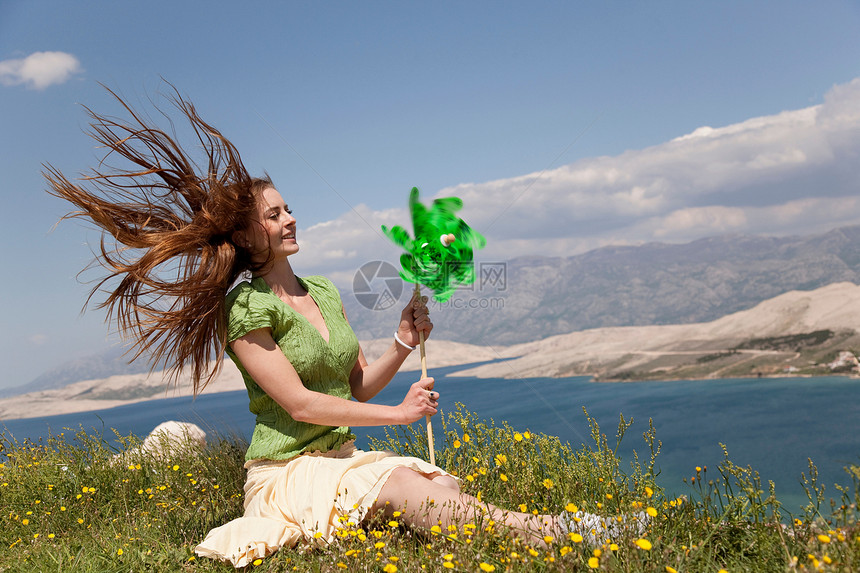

left=371, top=467, right=555, bottom=545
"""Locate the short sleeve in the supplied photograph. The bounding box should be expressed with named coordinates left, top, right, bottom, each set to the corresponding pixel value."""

left=225, top=282, right=278, bottom=343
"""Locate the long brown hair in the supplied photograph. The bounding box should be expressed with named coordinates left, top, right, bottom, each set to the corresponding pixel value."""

left=44, top=85, right=270, bottom=394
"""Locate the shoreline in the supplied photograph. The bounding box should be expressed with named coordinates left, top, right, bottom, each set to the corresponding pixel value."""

left=5, top=281, right=860, bottom=421
left=2, top=369, right=857, bottom=423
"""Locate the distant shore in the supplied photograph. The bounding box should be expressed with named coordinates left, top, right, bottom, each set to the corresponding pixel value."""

left=4, top=282, right=860, bottom=421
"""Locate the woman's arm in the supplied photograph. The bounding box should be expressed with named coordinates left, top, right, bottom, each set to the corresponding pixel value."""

left=348, top=293, right=433, bottom=402
left=231, top=327, right=437, bottom=427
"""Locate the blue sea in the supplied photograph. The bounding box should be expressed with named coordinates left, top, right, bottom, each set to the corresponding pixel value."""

left=3, top=365, right=859, bottom=514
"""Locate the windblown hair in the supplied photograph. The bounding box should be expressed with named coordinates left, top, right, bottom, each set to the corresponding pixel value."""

left=44, top=86, right=272, bottom=395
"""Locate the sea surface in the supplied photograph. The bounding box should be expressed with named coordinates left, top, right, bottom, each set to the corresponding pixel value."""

left=3, top=365, right=859, bottom=514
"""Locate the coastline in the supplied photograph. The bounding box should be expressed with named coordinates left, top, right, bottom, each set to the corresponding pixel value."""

left=0, top=339, right=501, bottom=422
left=4, top=282, right=860, bottom=421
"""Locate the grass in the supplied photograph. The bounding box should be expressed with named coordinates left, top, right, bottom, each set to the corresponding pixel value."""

left=1, top=404, right=858, bottom=572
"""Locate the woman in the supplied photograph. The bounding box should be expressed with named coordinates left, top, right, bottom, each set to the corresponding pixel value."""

left=46, top=87, right=630, bottom=568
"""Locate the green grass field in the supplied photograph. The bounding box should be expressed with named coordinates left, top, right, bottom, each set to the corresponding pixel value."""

left=2, top=404, right=858, bottom=572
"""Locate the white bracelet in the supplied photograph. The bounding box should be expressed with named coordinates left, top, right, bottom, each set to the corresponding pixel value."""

left=394, top=332, right=417, bottom=351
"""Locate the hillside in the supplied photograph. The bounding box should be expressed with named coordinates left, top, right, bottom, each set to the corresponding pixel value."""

left=452, top=282, right=860, bottom=380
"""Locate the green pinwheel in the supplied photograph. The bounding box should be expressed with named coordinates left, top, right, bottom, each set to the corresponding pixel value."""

left=382, top=187, right=485, bottom=465
left=382, top=187, right=486, bottom=302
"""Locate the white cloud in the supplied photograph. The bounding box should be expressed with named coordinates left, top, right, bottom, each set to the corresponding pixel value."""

left=291, top=77, right=860, bottom=282
left=0, top=51, right=82, bottom=90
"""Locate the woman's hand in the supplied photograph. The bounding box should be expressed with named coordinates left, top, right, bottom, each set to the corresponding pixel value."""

left=396, top=292, right=433, bottom=348
left=398, top=377, right=439, bottom=424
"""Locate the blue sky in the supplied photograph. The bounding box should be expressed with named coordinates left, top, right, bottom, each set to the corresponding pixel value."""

left=1, top=1, right=859, bottom=390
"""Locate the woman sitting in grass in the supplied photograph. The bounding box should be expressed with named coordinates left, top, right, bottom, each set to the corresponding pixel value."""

left=45, top=86, right=639, bottom=567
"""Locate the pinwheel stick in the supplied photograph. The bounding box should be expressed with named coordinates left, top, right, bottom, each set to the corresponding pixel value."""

left=417, top=233, right=455, bottom=466
left=414, top=281, right=435, bottom=466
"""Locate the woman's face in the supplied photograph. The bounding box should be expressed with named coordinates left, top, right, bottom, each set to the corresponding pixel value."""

left=241, top=187, right=298, bottom=262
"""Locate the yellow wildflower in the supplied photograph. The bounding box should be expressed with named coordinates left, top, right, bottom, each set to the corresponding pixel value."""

left=463, top=433, right=470, bottom=442
left=645, top=486, right=654, bottom=498
left=543, top=478, right=554, bottom=489
left=514, top=432, right=523, bottom=442
left=479, top=564, right=495, bottom=572
left=647, top=507, right=658, bottom=517
left=569, top=532, right=583, bottom=543
left=635, top=538, right=653, bottom=551
left=453, top=440, right=461, bottom=449
left=666, top=567, right=677, bottom=573
left=588, top=556, right=599, bottom=568
left=818, top=534, right=831, bottom=543
left=565, top=502, right=578, bottom=512
left=382, top=564, right=397, bottom=573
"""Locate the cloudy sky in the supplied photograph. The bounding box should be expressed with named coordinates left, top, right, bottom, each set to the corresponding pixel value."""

left=1, top=1, right=859, bottom=390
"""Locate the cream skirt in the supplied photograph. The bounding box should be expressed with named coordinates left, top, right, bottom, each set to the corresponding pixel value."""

left=194, top=441, right=449, bottom=568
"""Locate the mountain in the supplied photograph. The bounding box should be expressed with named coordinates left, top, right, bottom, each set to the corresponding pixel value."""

left=10, top=224, right=860, bottom=396
left=0, top=345, right=154, bottom=399
left=342, top=225, right=860, bottom=345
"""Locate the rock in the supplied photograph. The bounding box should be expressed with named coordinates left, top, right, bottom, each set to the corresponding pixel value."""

left=113, top=421, right=207, bottom=464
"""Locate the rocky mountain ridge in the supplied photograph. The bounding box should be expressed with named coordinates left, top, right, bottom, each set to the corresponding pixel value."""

left=343, top=225, right=860, bottom=346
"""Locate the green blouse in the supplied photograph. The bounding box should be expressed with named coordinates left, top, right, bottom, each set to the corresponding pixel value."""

left=225, top=276, right=360, bottom=461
